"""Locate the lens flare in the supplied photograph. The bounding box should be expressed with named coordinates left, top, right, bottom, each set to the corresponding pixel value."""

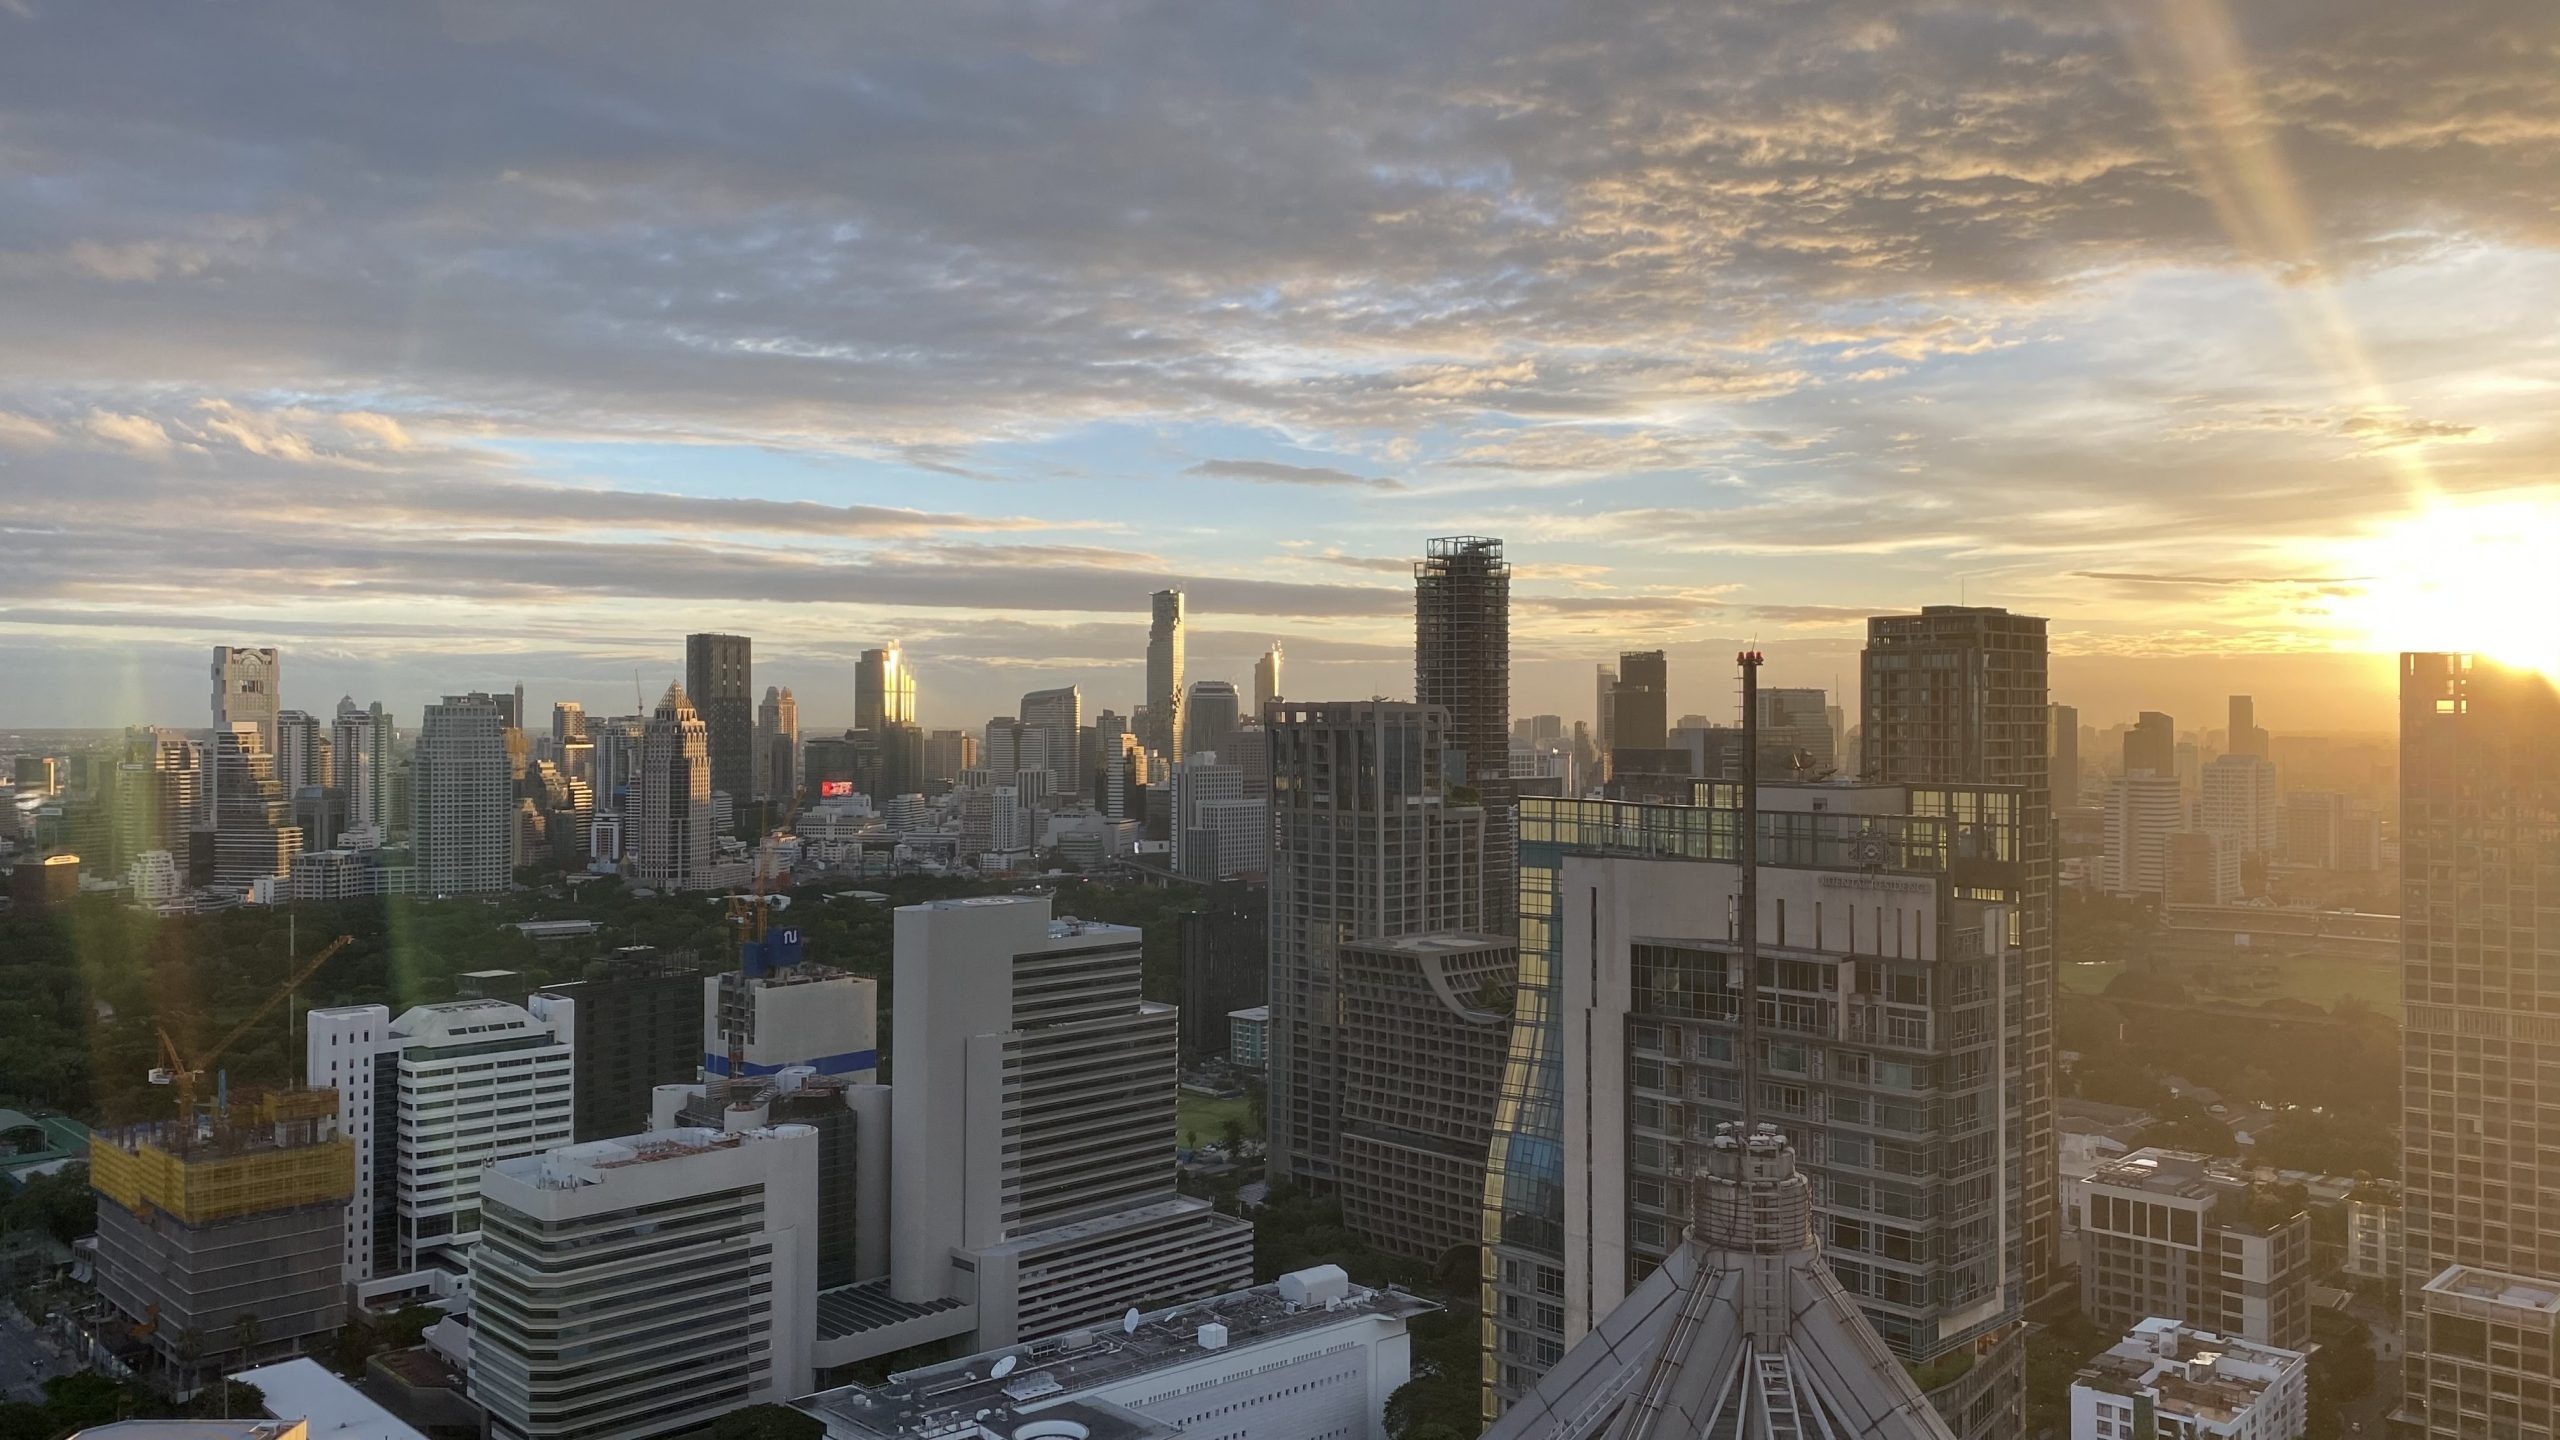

left=2329, top=496, right=2560, bottom=677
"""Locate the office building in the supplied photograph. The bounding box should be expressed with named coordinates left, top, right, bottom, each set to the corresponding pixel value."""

left=2080, top=1148, right=2312, bottom=1350
left=1336, top=933, right=1514, bottom=1262
left=113, top=728, right=200, bottom=868
left=2049, top=703, right=2080, bottom=806
left=531, top=949, right=726, bottom=1141
left=304, top=998, right=574, bottom=1282
left=1253, top=643, right=1283, bottom=714
left=1178, top=887, right=1266, bottom=1061
left=2282, top=789, right=2375, bottom=871
left=2399, top=653, right=2560, bottom=1438
left=798, top=1268, right=1430, bottom=1440
left=2166, top=829, right=2241, bottom=905
left=89, top=1090, right=353, bottom=1381
left=1482, top=780, right=2029, bottom=1437
left=634, top=683, right=714, bottom=890
left=287, top=848, right=415, bottom=902
left=703, top=958, right=880, bottom=1085
left=1170, top=758, right=1257, bottom=881
left=2199, top=753, right=2279, bottom=859
left=330, top=698, right=392, bottom=843
left=1183, top=680, right=1239, bottom=762
left=1416, top=535, right=1516, bottom=933
left=415, top=693, right=514, bottom=894
left=1267, top=701, right=1485, bottom=1191
left=922, top=728, right=973, bottom=793
left=888, top=896, right=1251, bottom=1348
left=2101, top=773, right=2187, bottom=896
left=1146, top=589, right=1186, bottom=762
left=1020, top=685, right=1083, bottom=797
left=208, top=723, right=304, bottom=892
left=684, top=633, right=754, bottom=824
left=1861, top=604, right=2057, bottom=1304
left=551, top=700, right=587, bottom=749
left=855, top=642, right=916, bottom=733
left=1485, top=1127, right=1958, bottom=1440
left=2228, top=694, right=2269, bottom=760
left=274, top=709, right=329, bottom=796
left=211, top=646, right=282, bottom=762
left=1756, top=685, right=1836, bottom=777
left=2070, top=1319, right=2305, bottom=1440
left=758, top=685, right=799, bottom=803
left=1612, top=650, right=1668, bottom=752
left=656, top=1067, right=886, bottom=1290
left=472, top=1124, right=820, bottom=1440
left=2125, top=710, right=2176, bottom=777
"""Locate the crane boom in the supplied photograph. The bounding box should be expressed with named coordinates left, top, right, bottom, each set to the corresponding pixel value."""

left=152, top=933, right=356, bottom=1122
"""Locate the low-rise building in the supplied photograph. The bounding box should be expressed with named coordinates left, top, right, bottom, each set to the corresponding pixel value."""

left=2345, top=1180, right=2402, bottom=1282
left=798, top=1266, right=1430, bottom=1440
left=2069, top=1317, right=2307, bottom=1440
left=1226, top=1006, right=1269, bottom=1070
left=2081, top=1149, right=2313, bottom=1350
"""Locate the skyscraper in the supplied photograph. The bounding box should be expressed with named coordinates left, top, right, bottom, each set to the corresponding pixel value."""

left=856, top=642, right=916, bottom=732
left=1265, top=700, right=1485, bottom=1192
left=1860, top=605, right=2057, bottom=1308
left=634, top=682, right=712, bottom=890
left=1146, top=588, right=1186, bottom=761
left=2124, top=710, right=2176, bottom=777
left=208, top=722, right=303, bottom=891
left=2398, top=654, right=2560, bottom=1438
left=1594, top=664, right=1619, bottom=754
left=551, top=701, right=587, bottom=749
left=683, top=633, right=753, bottom=821
left=2049, top=702, right=2081, bottom=807
left=211, top=645, right=281, bottom=754
left=273, top=708, right=330, bottom=795
left=757, top=684, right=798, bottom=802
left=1613, top=649, right=1668, bottom=751
left=416, top=693, right=515, bottom=894
left=1417, top=534, right=1516, bottom=932
left=1182, top=679, right=1240, bottom=760
left=2228, top=694, right=2268, bottom=758
left=2199, top=752, right=2280, bottom=858
left=1019, top=684, right=1082, bottom=797
left=332, top=697, right=392, bottom=842
left=1253, top=643, right=1283, bottom=715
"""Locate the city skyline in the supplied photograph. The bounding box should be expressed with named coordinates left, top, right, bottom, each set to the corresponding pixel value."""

left=3, top=6, right=2553, bottom=734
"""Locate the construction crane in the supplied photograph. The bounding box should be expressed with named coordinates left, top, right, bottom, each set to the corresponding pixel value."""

left=150, top=933, right=356, bottom=1125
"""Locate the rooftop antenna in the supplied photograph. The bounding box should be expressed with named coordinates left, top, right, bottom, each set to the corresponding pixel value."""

left=1737, top=648, right=1764, bottom=1134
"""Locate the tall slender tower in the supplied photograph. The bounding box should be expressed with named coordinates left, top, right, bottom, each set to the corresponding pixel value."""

left=1147, top=589, right=1186, bottom=761
left=416, top=693, right=514, bottom=894
left=1253, top=644, right=1284, bottom=716
left=683, top=634, right=753, bottom=821
left=856, top=643, right=915, bottom=732
left=635, top=682, right=712, bottom=890
left=1417, top=535, right=1515, bottom=932
left=332, top=697, right=392, bottom=842
left=1018, top=685, right=1082, bottom=797
left=1861, top=606, right=2057, bottom=1308
left=2398, top=654, right=2560, bottom=1437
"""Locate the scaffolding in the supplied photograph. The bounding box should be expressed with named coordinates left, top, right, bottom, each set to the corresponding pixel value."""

left=90, top=1089, right=355, bottom=1227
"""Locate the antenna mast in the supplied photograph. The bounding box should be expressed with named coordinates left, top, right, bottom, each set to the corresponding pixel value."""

left=1737, top=649, right=1764, bottom=1134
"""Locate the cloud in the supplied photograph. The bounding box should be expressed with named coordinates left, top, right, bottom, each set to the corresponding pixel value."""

left=1184, top=459, right=1405, bottom=491
left=0, top=412, right=55, bottom=448
left=81, top=410, right=172, bottom=456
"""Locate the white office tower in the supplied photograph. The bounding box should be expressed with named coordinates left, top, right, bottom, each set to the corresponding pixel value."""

left=415, top=694, right=515, bottom=894
left=1170, top=758, right=1253, bottom=881
left=1485, top=1127, right=1955, bottom=1440
left=702, top=964, right=881, bottom=1085
left=331, top=697, right=392, bottom=844
left=471, top=1124, right=820, bottom=1440
left=274, top=709, right=330, bottom=795
left=2197, top=753, right=2280, bottom=858
left=890, top=896, right=1251, bottom=1347
left=799, top=1266, right=1429, bottom=1440
left=305, top=998, right=575, bottom=1282
left=2100, top=772, right=2186, bottom=896
left=634, top=683, right=714, bottom=890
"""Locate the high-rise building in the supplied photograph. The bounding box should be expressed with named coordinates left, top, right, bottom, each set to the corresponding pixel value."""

left=551, top=700, right=587, bottom=749
left=532, top=949, right=724, bottom=1142
left=2398, top=654, right=2560, bottom=1438
left=1594, top=664, right=1619, bottom=758
left=1147, top=589, right=1187, bottom=762
left=1183, top=679, right=1240, bottom=762
left=2228, top=694, right=2269, bottom=759
left=1336, top=932, right=1514, bottom=1262
left=1019, top=685, right=1082, bottom=797
left=2165, top=828, right=2241, bottom=905
left=274, top=708, right=330, bottom=796
left=472, top=1123, right=818, bottom=1440
left=1755, top=685, right=1835, bottom=777
left=889, top=895, right=1252, bottom=1346
left=1613, top=650, right=1668, bottom=751
left=1860, top=605, right=2057, bottom=1306
left=758, top=685, right=799, bottom=802
left=2124, top=711, right=2175, bottom=777
left=702, top=958, right=880, bottom=1085
left=1417, top=535, right=1516, bottom=932
left=922, top=727, right=973, bottom=793
left=2282, top=789, right=2380, bottom=872
left=416, top=694, right=514, bottom=894
left=1484, top=1128, right=1960, bottom=1440
left=1482, top=779, right=2032, bottom=1437
left=2080, top=1148, right=2312, bottom=1350
left=1178, top=885, right=1267, bottom=1061
left=1253, top=643, right=1283, bottom=715
left=2199, top=752, right=2279, bottom=859
left=305, top=998, right=575, bottom=1282
left=332, top=697, right=392, bottom=843
left=211, top=645, right=282, bottom=756
left=113, top=728, right=200, bottom=868
left=2049, top=703, right=2081, bottom=807
left=634, top=683, right=713, bottom=891
left=684, top=633, right=753, bottom=823
left=2100, top=773, right=2187, bottom=896
left=855, top=642, right=916, bottom=733
left=208, top=722, right=304, bottom=891
left=1266, top=700, right=1485, bottom=1192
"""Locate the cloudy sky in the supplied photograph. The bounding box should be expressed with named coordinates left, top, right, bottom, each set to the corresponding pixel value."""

left=4, top=0, right=2555, bottom=735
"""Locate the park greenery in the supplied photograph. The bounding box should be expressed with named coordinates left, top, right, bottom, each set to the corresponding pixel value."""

left=0, top=1373, right=264, bottom=1440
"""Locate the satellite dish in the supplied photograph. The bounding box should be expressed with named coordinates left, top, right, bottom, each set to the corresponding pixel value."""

left=991, top=1355, right=1018, bottom=1379
left=1123, top=1307, right=1141, bottom=1334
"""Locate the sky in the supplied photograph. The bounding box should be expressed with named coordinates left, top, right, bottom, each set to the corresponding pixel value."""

left=2, top=0, right=2554, bottom=735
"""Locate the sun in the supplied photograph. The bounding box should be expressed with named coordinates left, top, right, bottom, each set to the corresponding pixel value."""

left=2329, top=495, right=2560, bottom=677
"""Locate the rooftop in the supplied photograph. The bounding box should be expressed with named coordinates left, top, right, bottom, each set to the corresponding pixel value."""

left=801, top=1269, right=1433, bottom=1440
left=2073, top=1318, right=2305, bottom=1426
left=2088, top=1148, right=2228, bottom=1200
left=228, top=1358, right=426, bottom=1440
left=390, top=998, right=549, bottom=1047
left=2425, top=1264, right=2560, bottom=1318
left=489, top=1124, right=812, bottom=1191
